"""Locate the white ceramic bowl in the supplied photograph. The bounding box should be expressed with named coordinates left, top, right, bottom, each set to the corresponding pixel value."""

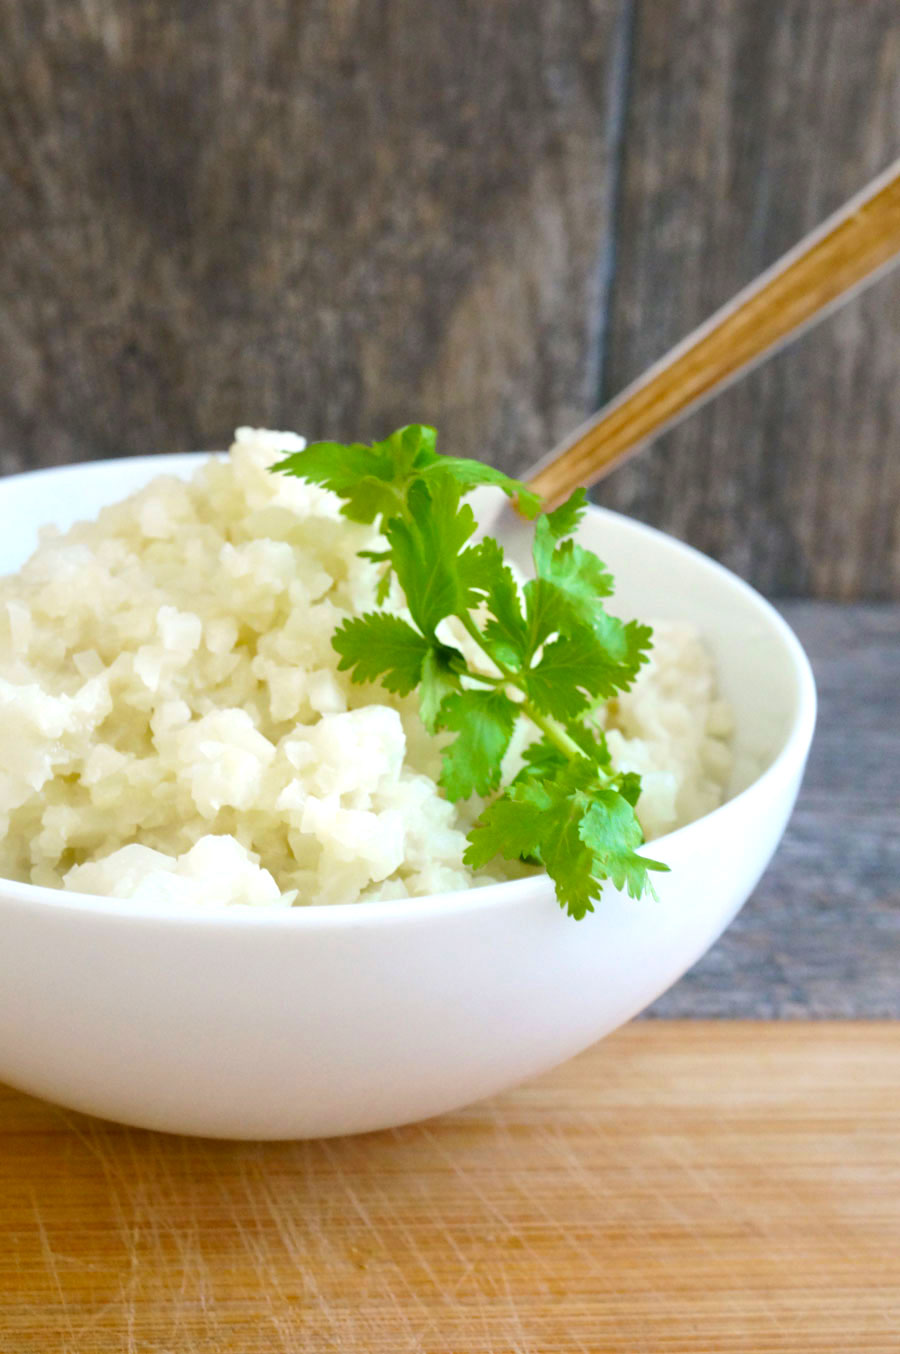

left=0, top=456, right=815, bottom=1139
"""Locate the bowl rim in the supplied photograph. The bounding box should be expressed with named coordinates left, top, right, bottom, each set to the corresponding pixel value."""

left=0, top=455, right=817, bottom=929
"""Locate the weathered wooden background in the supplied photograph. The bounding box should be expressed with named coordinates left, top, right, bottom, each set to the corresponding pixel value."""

left=2, top=0, right=899, bottom=599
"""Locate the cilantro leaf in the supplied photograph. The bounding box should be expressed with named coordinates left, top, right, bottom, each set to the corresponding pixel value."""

left=421, top=458, right=541, bottom=519
left=530, top=530, right=615, bottom=629
left=542, top=487, right=589, bottom=543
left=532, top=489, right=592, bottom=572
left=438, top=689, right=517, bottom=800
left=622, top=618, right=654, bottom=678
left=376, top=423, right=439, bottom=475
left=467, top=761, right=666, bottom=918
left=386, top=477, right=476, bottom=637
left=375, top=568, right=393, bottom=605
left=524, top=582, right=651, bottom=714
left=358, top=549, right=394, bottom=603
left=522, top=576, right=572, bottom=652
left=333, top=614, right=431, bottom=695
left=463, top=784, right=549, bottom=869
left=524, top=490, right=621, bottom=652
left=419, top=646, right=460, bottom=734
left=512, top=738, right=568, bottom=786
left=273, top=440, right=402, bottom=525
left=579, top=789, right=668, bottom=900
left=274, top=424, right=541, bottom=529
left=512, top=723, right=610, bottom=790
left=465, top=765, right=604, bottom=918
left=458, top=537, right=529, bottom=668
left=616, top=770, right=644, bottom=808
left=525, top=625, right=627, bottom=719
left=563, top=718, right=610, bottom=762
left=544, top=537, right=616, bottom=610
left=536, top=804, right=604, bottom=920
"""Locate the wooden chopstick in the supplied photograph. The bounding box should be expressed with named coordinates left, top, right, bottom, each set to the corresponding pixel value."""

left=526, top=156, right=900, bottom=510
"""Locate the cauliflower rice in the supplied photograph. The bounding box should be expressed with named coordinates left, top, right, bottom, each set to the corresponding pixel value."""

left=0, top=429, right=732, bottom=907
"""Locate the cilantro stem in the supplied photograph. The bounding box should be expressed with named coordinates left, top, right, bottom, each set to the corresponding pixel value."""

left=518, top=698, right=586, bottom=761
left=455, top=611, right=587, bottom=763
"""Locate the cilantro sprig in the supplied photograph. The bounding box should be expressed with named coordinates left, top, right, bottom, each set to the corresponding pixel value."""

left=274, top=425, right=667, bottom=918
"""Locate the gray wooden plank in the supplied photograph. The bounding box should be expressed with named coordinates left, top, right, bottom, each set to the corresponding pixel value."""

left=0, top=0, right=628, bottom=476
left=649, top=601, right=900, bottom=1018
left=599, top=0, right=900, bottom=600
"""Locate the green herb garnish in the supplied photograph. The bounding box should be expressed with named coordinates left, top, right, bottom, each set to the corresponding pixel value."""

left=274, top=425, right=668, bottom=918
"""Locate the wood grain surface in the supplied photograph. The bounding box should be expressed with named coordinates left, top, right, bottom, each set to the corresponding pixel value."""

left=650, top=601, right=900, bottom=1019
left=2, top=1, right=899, bottom=598
left=1, top=1022, right=898, bottom=1353
left=530, top=154, right=900, bottom=509
left=0, top=0, right=627, bottom=476
left=598, top=0, right=900, bottom=600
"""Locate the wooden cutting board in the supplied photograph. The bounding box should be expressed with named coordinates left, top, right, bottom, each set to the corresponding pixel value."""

left=1, top=1021, right=898, bottom=1353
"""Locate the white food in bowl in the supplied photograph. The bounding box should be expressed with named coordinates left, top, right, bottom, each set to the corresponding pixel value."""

left=0, top=429, right=731, bottom=907
left=0, top=451, right=815, bottom=1138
